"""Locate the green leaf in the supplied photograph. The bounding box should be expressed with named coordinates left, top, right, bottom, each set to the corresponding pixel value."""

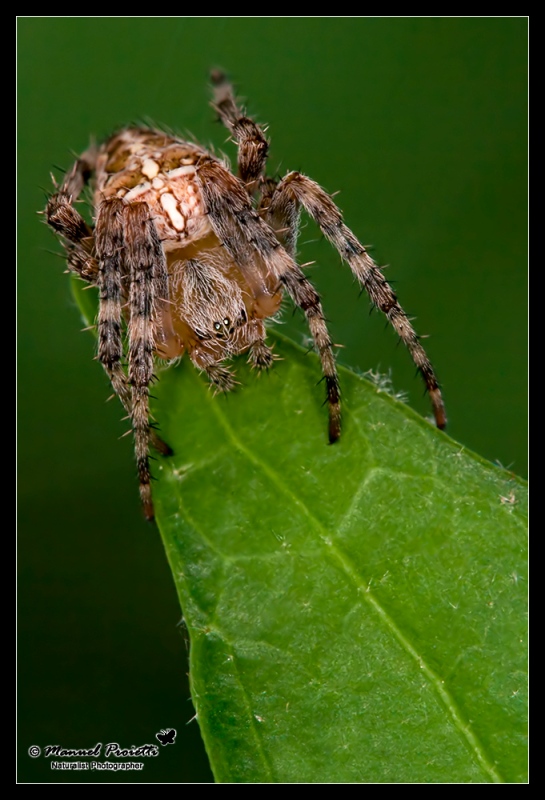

left=74, top=279, right=527, bottom=784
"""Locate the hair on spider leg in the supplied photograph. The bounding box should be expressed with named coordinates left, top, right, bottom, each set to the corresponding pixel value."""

left=38, top=187, right=55, bottom=204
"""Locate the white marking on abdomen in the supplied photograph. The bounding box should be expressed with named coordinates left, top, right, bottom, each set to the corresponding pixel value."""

left=125, top=181, right=152, bottom=201
left=166, top=165, right=196, bottom=179
left=142, top=159, right=160, bottom=179
left=161, top=193, right=186, bottom=231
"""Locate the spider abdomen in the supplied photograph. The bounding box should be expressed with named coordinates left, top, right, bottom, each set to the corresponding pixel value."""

left=95, top=128, right=211, bottom=249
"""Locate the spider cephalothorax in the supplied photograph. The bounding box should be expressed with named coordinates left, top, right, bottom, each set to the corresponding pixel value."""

left=46, top=71, right=445, bottom=520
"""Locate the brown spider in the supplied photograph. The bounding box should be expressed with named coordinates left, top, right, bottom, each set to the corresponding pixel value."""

left=45, top=71, right=446, bottom=521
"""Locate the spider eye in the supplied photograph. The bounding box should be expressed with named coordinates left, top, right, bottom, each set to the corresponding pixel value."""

left=213, top=322, right=222, bottom=331
left=223, top=318, right=230, bottom=327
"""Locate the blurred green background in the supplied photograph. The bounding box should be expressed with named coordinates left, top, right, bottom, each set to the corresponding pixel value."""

left=18, top=18, right=527, bottom=783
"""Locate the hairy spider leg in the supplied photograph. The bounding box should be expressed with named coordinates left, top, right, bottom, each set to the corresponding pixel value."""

left=46, top=160, right=172, bottom=460
left=267, top=172, right=447, bottom=429
left=209, top=77, right=340, bottom=438
left=211, top=74, right=445, bottom=430
left=124, top=202, right=170, bottom=520
left=196, top=156, right=342, bottom=443
left=211, top=70, right=269, bottom=191
left=94, top=198, right=134, bottom=426
left=259, top=176, right=300, bottom=256
left=210, top=74, right=281, bottom=372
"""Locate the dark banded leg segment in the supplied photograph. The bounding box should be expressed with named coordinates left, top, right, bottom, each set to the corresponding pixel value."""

left=268, top=172, right=446, bottom=429
left=46, top=191, right=97, bottom=282
left=259, top=176, right=301, bottom=257
left=210, top=70, right=269, bottom=191
left=248, top=340, right=275, bottom=371
left=196, top=156, right=342, bottom=442
left=94, top=199, right=171, bottom=464
left=46, top=149, right=98, bottom=282
left=95, top=198, right=131, bottom=416
left=279, top=269, right=341, bottom=442
left=125, top=203, right=169, bottom=521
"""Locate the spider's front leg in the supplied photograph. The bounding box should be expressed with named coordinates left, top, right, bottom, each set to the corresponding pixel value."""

left=46, top=151, right=98, bottom=283
left=196, top=157, right=342, bottom=442
left=94, top=197, right=146, bottom=440
left=247, top=337, right=276, bottom=372
left=94, top=197, right=171, bottom=520
left=94, top=199, right=171, bottom=459
left=187, top=332, right=240, bottom=394
left=47, top=157, right=171, bottom=461
left=123, top=202, right=171, bottom=521
left=266, top=172, right=447, bottom=429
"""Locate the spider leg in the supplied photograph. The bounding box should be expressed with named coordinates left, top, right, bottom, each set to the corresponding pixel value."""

left=210, top=70, right=269, bottom=192
left=266, top=172, right=447, bottom=429
left=46, top=192, right=97, bottom=283
left=95, top=198, right=133, bottom=417
left=277, top=268, right=341, bottom=442
left=259, top=176, right=300, bottom=257
left=61, top=149, right=96, bottom=198
left=196, top=157, right=341, bottom=442
left=187, top=342, right=238, bottom=392
left=48, top=164, right=150, bottom=439
left=91, top=199, right=173, bottom=461
left=46, top=150, right=98, bottom=282
left=247, top=322, right=276, bottom=371
left=228, top=316, right=276, bottom=371
left=124, top=202, right=171, bottom=521
left=47, top=148, right=171, bottom=459
left=205, top=363, right=239, bottom=393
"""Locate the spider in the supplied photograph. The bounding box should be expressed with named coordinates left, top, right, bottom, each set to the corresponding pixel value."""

left=45, top=71, right=446, bottom=521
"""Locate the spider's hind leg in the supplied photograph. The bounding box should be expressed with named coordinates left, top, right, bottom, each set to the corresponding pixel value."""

left=259, top=176, right=300, bottom=257
left=94, top=197, right=133, bottom=422
left=266, top=172, right=446, bottom=429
